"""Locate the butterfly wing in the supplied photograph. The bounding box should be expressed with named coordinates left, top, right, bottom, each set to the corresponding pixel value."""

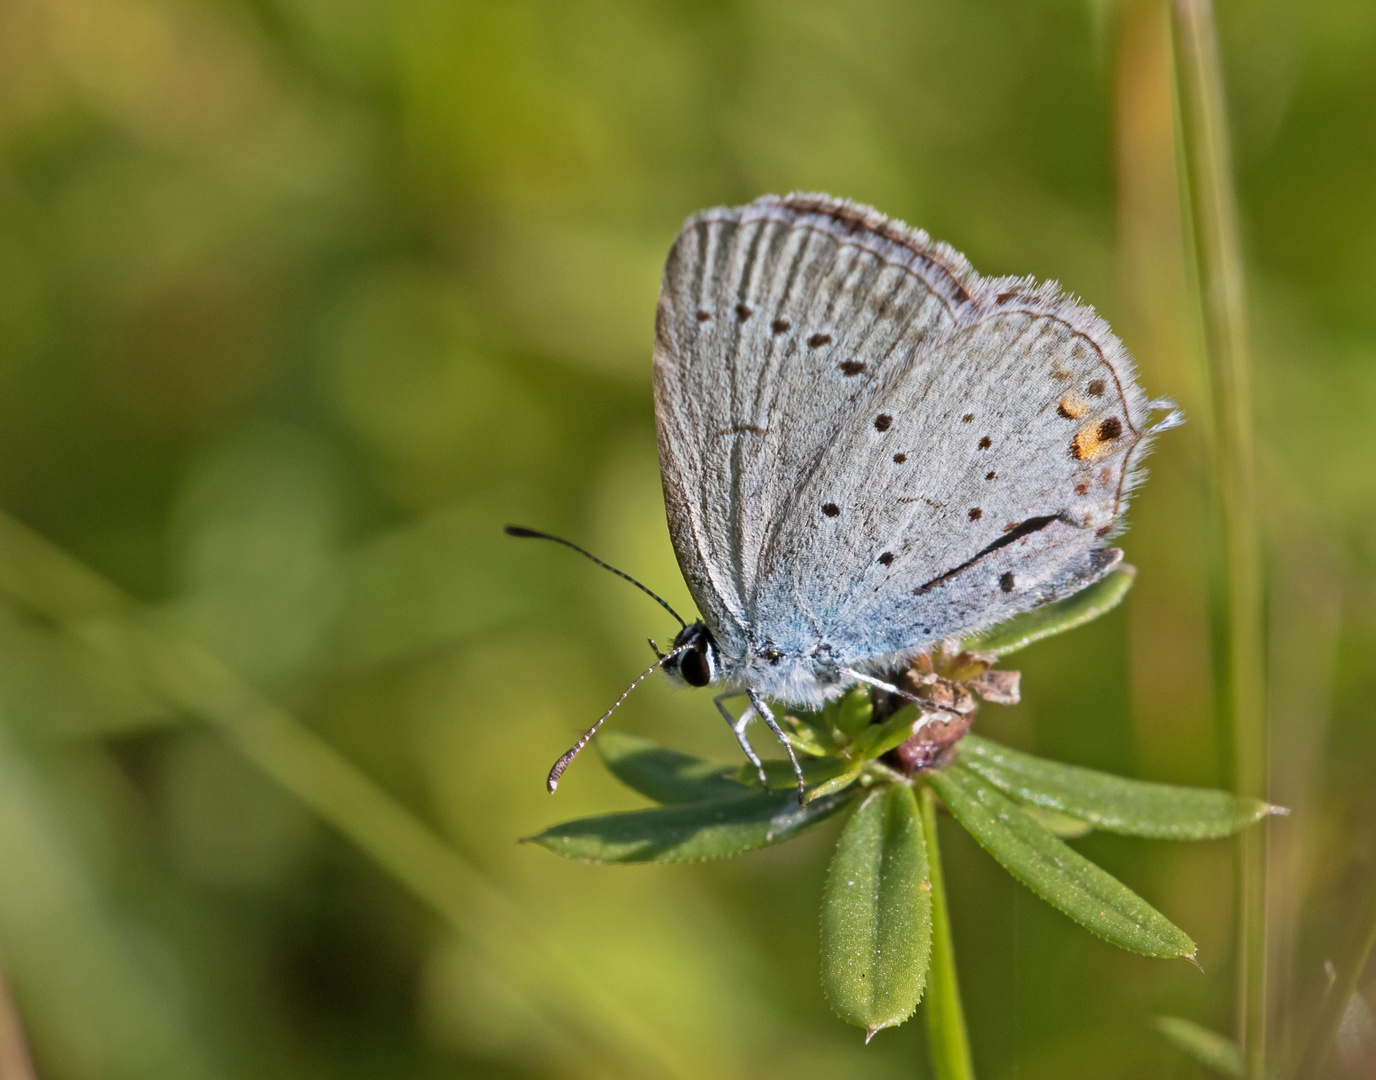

left=653, top=194, right=980, bottom=658
left=754, top=287, right=1159, bottom=668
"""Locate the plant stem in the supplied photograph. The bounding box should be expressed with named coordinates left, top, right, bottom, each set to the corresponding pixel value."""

left=1169, top=4, right=1268, bottom=1079
left=1294, top=873, right=1376, bottom=1078
left=920, top=786, right=976, bottom=1080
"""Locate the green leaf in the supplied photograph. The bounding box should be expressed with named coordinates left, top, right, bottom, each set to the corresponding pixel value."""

left=927, top=765, right=1197, bottom=959
left=962, top=565, right=1137, bottom=656
left=850, top=705, right=921, bottom=761
left=528, top=788, right=854, bottom=863
left=821, top=785, right=932, bottom=1040
left=594, top=731, right=748, bottom=804
left=1152, top=1017, right=1283, bottom=1079
left=735, top=756, right=855, bottom=791
left=957, top=735, right=1279, bottom=839
left=804, top=765, right=866, bottom=804
left=779, top=718, right=832, bottom=757
left=1152, top=1017, right=1244, bottom=1077
left=1018, top=804, right=1095, bottom=838
left=833, top=689, right=874, bottom=737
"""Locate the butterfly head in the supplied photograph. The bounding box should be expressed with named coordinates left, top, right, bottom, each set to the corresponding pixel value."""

left=661, top=621, right=717, bottom=688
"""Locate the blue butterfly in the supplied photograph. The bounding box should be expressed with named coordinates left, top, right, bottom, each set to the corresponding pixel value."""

left=512, top=193, right=1177, bottom=801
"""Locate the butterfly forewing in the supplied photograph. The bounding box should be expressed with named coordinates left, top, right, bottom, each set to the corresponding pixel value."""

left=654, top=195, right=980, bottom=656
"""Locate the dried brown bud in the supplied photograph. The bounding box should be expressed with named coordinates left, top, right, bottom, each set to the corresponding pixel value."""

left=968, top=668, right=1021, bottom=705
left=888, top=711, right=975, bottom=774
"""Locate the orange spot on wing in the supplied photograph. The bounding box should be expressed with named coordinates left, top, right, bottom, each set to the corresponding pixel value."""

left=1070, top=416, right=1125, bottom=461
left=1057, top=394, right=1087, bottom=420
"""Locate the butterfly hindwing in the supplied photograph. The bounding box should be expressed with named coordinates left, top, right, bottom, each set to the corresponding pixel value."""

left=755, top=294, right=1153, bottom=665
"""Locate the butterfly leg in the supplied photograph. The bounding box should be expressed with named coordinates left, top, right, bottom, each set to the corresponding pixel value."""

left=747, top=690, right=807, bottom=805
left=714, top=692, right=769, bottom=788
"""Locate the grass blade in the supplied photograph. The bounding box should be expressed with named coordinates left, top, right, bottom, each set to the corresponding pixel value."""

left=1171, top=1, right=1269, bottom=1073
left=927, top=765, right=1197, bottom=959
left=957, top=735, right=1279, bottom=839
left=1154, top=1017, right=1244, bottom=1076
left=1294, top=871, right=1376, bottom=1078
left=0, top=513, right=705, bottom=1080
left=821, top=786, right=931, bottom=1040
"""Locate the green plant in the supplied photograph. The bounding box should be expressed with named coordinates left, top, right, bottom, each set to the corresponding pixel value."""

left=530, top=568, right=1281, bottom=1075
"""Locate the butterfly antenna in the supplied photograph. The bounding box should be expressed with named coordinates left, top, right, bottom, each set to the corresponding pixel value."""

left=504, top=525, right=687, bottom=629
left=546, top=645, right=691, bottom=793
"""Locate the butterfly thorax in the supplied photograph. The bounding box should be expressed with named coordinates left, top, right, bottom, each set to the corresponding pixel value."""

left=663, top=618, right=862, bottom=708
left=719, top=649, right=852, bottom=708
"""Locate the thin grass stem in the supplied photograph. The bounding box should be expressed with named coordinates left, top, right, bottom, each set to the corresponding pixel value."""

left=0, top=512, right=699, bottom=1080
left=1294, top=874, right=1376, bottom=1078
left=920, top=786, right=976, bottom=1080
left=1169, top=3, right=1268, bottom=1078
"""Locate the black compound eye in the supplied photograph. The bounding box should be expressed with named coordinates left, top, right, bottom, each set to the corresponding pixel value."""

left=679, top=647, right=711, bottom=687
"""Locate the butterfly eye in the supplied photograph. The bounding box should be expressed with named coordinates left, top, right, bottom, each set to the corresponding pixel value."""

left=679, top=647, right=712, bottom=687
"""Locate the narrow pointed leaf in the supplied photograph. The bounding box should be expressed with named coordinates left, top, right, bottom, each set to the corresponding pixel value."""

left=528, top=788, right=853, bottom=863
left=850, top=705, right=921, bottom=761
left=833, top=689, right=874, bottom=736
left=958, top=735, right=1279, bottom=839
left=927, top=765, right=1196, bottom=959
left=1019, top=804, right=1095, bottom=838
left=821, top=785, right=932, bottom=1038
left=736, top=756, right=855, bottom=791
left=1152, top=1017, right=1245, bottom=1077
left=595, top=731, right=748, bottom=804
left=962, top=565, right=1136, bottom=656
left=804, top=765, right=865, bottom=804
left=780, top=721, right=832, bottom=757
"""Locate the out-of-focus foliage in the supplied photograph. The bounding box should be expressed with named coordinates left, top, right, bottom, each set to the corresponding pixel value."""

left=0, top=0, right=1372, bottom=1077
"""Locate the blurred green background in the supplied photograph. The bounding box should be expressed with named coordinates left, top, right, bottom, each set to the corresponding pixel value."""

left=0, top=0, right=1373, bottom=1077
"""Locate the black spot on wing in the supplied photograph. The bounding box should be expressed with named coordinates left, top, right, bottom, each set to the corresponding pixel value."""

left=913, top=515, right=1061, bottom=595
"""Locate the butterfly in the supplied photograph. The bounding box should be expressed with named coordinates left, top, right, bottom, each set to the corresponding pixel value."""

left=511, top=193, right=1177, bottom=801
